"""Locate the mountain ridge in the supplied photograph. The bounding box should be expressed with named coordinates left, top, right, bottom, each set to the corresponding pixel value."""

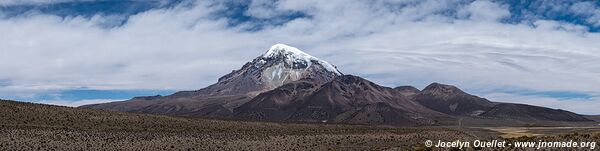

left=80, top=44, right=593, bottom=126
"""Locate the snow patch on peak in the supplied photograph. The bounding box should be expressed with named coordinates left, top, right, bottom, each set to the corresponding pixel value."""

left=263, top=44, right=311, bottom=59
left=261, top=44, right=341, bottom=75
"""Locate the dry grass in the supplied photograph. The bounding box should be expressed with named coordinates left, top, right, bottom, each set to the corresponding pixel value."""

left=3, top=100, right=597, bottom=150
left=0, top=100, right=480, bottom=150
left=487, top=127, right=600, bottom=138
left=486, top=128, right=543, bottom=138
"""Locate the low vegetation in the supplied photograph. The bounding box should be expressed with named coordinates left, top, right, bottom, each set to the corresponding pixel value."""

left=1, top=100, right=480, bottom=150
left=2, top=100, right=598, bottom=150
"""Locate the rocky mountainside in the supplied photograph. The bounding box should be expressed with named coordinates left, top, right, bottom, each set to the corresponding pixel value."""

left=480, top=103, right=590, bottom=122
left=236, top=75, right=449, bottom=125
left=415, top=83, right=495, bottom=116
left=413, top=83, right=590, bottom=125
left=81, top=44, right=593, bottom=126
left=81, top=44, right=342, bottom=117
left=172, top=44, right=341, bottom=98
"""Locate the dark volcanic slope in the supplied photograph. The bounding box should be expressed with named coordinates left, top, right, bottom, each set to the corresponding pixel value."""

left=481, top=103, right=591, bottom=122
left=83, top=77, right=592, bottom=126
left=235, top=78, right=322, bottom=120
left=81, top=44, right=341, bottom=117
left=394, top=86, right=420, bottom=97
left=80, top=94, right=253, bottom=117
left=0, top=99, right=204, bottom=131
left=585, top=115, right=600, bottom=122
left=414, top=83, right=591, bottom=123
left=415, top=83, right=494, bottom=116
left=80, top=44, right=592, bottom=126
left=236, top=75, right=449, bottom=126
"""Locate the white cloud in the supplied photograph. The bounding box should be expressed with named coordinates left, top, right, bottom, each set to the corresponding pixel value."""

left=569, top=1, right=600, bottom=26
left=534, top=20, right=589, bottom=33
left=459, top=0, right=510, bottom=22
left=36, top=99, right=124, bottom=107
left=0, top=0, right=86, bottom=6
left=1, top=0, right=600, bottom=114
left=483, top=93, right=600, bottom=115
left=245, top=0, right=281, bottom=19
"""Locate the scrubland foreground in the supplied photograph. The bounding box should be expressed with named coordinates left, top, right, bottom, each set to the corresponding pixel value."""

left=1, top=99, right=599, bottom=150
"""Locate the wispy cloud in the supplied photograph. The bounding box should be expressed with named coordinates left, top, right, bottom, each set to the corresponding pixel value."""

left=0, top=0, right=88, bottom=6
left=1, top=0, right=599, bottom=114
left=35, top=99, right=125, bottom=107
left=483, top=92, right=600, bottom=115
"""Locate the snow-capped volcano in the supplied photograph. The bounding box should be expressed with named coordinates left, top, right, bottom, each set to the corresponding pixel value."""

left=168, top=44, right=342, bottom=97
left=81, top=44, right=593, bottom=126
left=251, top=44, right=341, bottom=89
left=82, top=44, right=343, bottom=117
left=260, top=44, right=341, bottom=75
left=224, top=44, right=341, bottom=92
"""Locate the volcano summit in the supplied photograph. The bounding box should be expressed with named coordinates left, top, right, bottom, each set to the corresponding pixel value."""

left=81, top=44, right=591, bottom=126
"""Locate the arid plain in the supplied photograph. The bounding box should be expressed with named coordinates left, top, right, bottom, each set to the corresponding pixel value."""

left=2, top=99, right=599, bottom=150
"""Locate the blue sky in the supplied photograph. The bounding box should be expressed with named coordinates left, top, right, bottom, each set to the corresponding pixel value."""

left=1, top=0, right=600, bottom=114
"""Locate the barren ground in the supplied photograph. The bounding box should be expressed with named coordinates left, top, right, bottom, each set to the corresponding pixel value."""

left=1, top=100, right=599, bottom=150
